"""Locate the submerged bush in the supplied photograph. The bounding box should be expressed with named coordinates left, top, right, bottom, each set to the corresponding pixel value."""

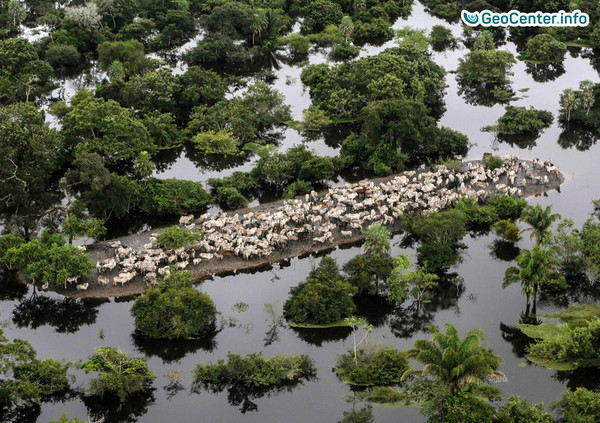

left=494, top=220, right=521, bottom=242
left=156, top=225, right=203, bottom=249
left=138, top=178, right=212, bottom=216
left=131, top=271, right=217, bottom=340
left=283, top=257, right=357, bottom=325
left=81, top=347, right=155, bottom=402
left=494, top=106, right=553, bottom=135
left=193, top=352, right=316, bottom=388
left=334, top=344, right=408, bottom=386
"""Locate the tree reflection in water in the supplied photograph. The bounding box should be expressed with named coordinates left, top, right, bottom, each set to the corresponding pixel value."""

left=191, top=371, right=317, bottom=413
left=524, top=62, right=566, bottom=83
left=82, top=388, right=156, bottom=423
left=132, top=331, right=218, bottom=364
left=558, top=124, right=600, bottom=151
left=500, top=312, right=541, bottom=359
left=489, top=240, right=521, bottom=262
left=337, top=403, right=375, bottom=423
left=12, top=292, right=104, bottom=333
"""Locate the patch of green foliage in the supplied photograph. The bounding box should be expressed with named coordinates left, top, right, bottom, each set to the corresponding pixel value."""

left=283, top=257, right=357, bottom=325
left=193, top=352, right=316, bottom=388
left=81, top=347, right=155, bottom=403
left=334, top=344, right=408, bottom=386
left=156, top=226, right=203, bottom=250
left=0, top=329, right=72, bottom=408
left=519, top=305, right=600, bottom=370
left=131, top=270, right=217, bottom=339
left=494, top=220, right=522, bottom=242
left=138, top=178, right=212, bottom=216
left=0, top=231, right=94, bottom=288
left=483, top=154, right=504, bottom=170
left=490, top=106, right=553, bottom=135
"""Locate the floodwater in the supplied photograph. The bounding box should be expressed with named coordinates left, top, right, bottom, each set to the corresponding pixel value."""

left=3, top=2, right=600, bottom=422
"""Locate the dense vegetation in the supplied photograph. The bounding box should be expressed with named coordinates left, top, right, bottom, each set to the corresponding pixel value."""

left=131, top=270, right=217, bottom=340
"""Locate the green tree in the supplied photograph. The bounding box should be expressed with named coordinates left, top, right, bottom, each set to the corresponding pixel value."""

left=472, top=31, right=495, bottom=51
left=525, top=33, right=566, bottom=63
left=339, top=16, right=354, bottom=42
left=155, top=225, right=202, bottom=249
left=579, top=80, right=595, bottom=115
left=62, top=216, right=106, bottom=245
left=131, top=271, right=217, bottom=339
left=48, top=412, right=87, bottom=423
left=0, top=329, right=72, bottom=407
left=503, top=245, right=566, bottom=308
left=60, top=91, right=155, bottom=166
left=0, top=102, right=65, bottom=237
left=560, top=88, right=579, bottom=123
left=402, top=323, right=506, bottom=396
left=133, top=151, right=155, bottom=180
left=496, top=396, right=554, bottom=423
left=7, top=0, right=26, bottom=27
left=81, top=347, right=155, bottom=403
left=519, top=204, right=561, bottom=245
left=552, top=388, right=600, bottom=423
left=283, top=257, right=357, bottom=325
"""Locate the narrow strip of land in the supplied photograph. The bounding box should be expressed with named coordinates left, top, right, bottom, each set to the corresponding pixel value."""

left=68, top=156, right=563, bottom=299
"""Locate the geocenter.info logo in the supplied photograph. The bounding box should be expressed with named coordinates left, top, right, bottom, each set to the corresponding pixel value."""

left=461, top=10, right=589, bottom=27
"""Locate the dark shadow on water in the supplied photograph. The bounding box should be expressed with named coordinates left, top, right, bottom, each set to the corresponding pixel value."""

left=354, top=294, right=396, bottom=329
left=553, top=366, right=600, bottom=391
left=489, top=240, right=520, bottom=262
left=12, top=293, right=105, bottom=333
left=524, top=62, right=566, bottom=83
left=0, top=271, right=28, bottom=301
left=132, top=331, right=218, bottom=364
left=499, top=312, right=541, bottom=359
left=558, top=123, right=600, bottom=151
left=495, top=132, right=541, bottom=150
left=288, top=325, right=352, bottom=347
left=82, top=388, right=156, bottom=423
left=191, top=372, right=317, bottom=413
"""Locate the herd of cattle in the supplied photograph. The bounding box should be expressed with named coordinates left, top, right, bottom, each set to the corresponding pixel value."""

left=86, top=156, right=563, bottom=291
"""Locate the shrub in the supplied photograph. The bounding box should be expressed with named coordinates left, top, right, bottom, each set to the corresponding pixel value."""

left=483, top=154, right=504, bottom=170
left=193, top=352, right=316, bottom=388
left=138, top=178, right=212, bottom=216
left=81, top=347, right=155, bottom=402
left=2, top=235, right=95, bottom=287
left=495, top=106, right=553, bottom=135
left=429, top=25, right=457, bottom=51
left=301, top=106, right=331, bottom=131
left=454, top=197, right=498, bottom=225
left=552, top=387, right=600, bottom=423
left=192, top=130, right=240, bottom=155
left=496, top=396, right=554, bottom=423
left=487, top=195, right=527, bottom=219
left=131, top=271, right=217, bottom=339
left=286, top=33, right=310, bottom=56
left=156, top=226, right=203, bottom=249
left=329, top=43, right=361, bottom=61
left=283, top=257, right=357, bottom=325
left=417, top=241, right=459, bottom=272
left=282, top=180, right=313, bottom=199
left=408, top=209, right=468, bottom=245
left=215, top=187, right=249, bottom=210
left=334, top=344, right=408, bottom=386
left=525, top=33, right=567, bottom=63
left=494, top=220, right=521, bottom=242
left=343, top=253, right=394, bottom=295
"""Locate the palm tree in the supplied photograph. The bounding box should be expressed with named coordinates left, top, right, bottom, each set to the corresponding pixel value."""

left=401, top=323, right=506, bottom=393
left=503, top=244, right=565, bottom=310
left=251, top=11, right=268, bottom=46
left=339, top=16, right=354, bottom=43
left=519, top=204, right=561, bottom=245
left=363, top=224, right=391, bottom=256
left=579, top=80, right=595, bottom=115
left=560, top=88, right=579, bottom=123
